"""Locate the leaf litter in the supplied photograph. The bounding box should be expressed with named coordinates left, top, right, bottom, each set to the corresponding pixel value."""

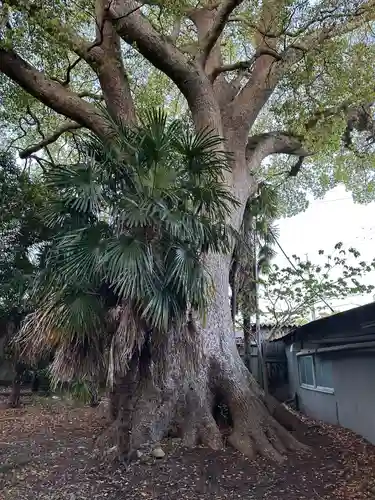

left=0, top=395, right=375, bottom=499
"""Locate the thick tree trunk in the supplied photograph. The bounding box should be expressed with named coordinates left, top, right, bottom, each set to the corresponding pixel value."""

left=106, top=254, right=306, bottom=463
left=102, top=142, right=306, bottom=463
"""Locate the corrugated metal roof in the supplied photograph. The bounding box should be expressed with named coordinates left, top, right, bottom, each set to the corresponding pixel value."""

left=274, top=301, right=375, bottom=342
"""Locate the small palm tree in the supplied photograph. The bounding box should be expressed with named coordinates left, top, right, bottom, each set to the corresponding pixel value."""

left=230, top=183, right=279, bottom=322
left=230, top=183, right=279, bottom=375
left=17, top=110, right=236, bottom=385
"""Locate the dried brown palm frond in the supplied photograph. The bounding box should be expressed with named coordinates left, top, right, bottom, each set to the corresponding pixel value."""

left=107, top=303, right=145, bottom=388
left=13, top=306, right=60, bottom=365
left=147, top=312, right=204, bottom=389
left=13, top=289, right=107, bottom=382
left=49, top=339, right=105, bottom=387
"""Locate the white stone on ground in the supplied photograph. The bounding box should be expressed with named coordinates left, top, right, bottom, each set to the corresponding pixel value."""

left=151, top=447, right=165, bottom=458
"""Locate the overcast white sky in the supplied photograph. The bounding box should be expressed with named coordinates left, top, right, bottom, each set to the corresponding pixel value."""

left=275, top=184, right=375, bottom=315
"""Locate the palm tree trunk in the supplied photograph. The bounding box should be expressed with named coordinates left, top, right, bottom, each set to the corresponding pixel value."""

left=88, top=381, right=100, bottom=407
left=31, top=371, right=40, bottom=392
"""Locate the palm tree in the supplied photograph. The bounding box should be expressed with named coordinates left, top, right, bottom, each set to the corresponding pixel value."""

left=16, top=110, right=236, bottom=398
left=230, top=183, right=279, bottom=372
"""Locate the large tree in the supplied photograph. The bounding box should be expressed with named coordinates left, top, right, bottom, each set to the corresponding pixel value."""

left=1, top=0, right=375, bottom=461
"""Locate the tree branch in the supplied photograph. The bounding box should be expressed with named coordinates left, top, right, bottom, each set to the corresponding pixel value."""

left=246, top=131, right=311, bottom=163
left=111, top=1, right=191, bottom=86
left=0, top=48, right=109, bottom=139
left=210, top=47, right=282, bottom=81
left=247, top=100, right=375, bottom=169
left=95, top=0, right=136, bottom=123
left=19, top=122, right=83, bottom=159
left=25, top=105, right=55, bottom=164
left=28, top=155, right=52, bottom=173
left=7, top=0, right=136, bottom=125
left=288, top=156, right=305, bottom=177
left=279, top=2, right=375, bottom=67
left=232, top=1, right=374, bottom=41
left=199, top=0, right=245, bottom=66
left=77, top=91, right=104, bottom=100
left=212, top=60, right=253, bottom=77
left=169, top=17, right=182, bottom=43
left=186, top=6, right=234, bottom=111
left=227, top=1, right=375, bottom=145
left=51, top=55, right=83, bottom=87
left=226, top=55, right=283, bottom=145
left=111, top=1, right=221, bottom=131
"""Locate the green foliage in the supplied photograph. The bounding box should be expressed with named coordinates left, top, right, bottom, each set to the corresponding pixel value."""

left=65, top=380, right=92, bottom=404
left=17, top=111, right=236, bottom=381
left=264, top=28, right=375, bottom=214
left=0, top=152, right=50, bottom=317
left=260, top=244, right=375, bottom=327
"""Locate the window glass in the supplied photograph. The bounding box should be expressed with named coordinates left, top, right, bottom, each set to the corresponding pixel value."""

left=315, top=356, right=333, bottom=389
left=298, top=355, right=314, bottom=386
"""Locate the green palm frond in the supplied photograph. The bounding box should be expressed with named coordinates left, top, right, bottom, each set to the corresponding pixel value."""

left=45, top=162, right=104, bottom=215
left=165, top=245, right=205, bottom=297
left=45, top=223, right=110, bottom=287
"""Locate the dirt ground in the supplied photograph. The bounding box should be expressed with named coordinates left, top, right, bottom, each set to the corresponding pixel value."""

left=1, top=394, right=375, bottom=500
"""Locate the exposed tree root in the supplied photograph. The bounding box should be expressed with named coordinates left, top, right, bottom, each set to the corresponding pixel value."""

left=179, top=393, right=223, bottom=449
left=99, top=371, right=308, bottom=464
left=263, top=392, right=308, bottom=437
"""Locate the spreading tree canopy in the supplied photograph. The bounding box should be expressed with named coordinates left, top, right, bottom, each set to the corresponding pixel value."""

left=1, top=0, right=375, bottom=210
